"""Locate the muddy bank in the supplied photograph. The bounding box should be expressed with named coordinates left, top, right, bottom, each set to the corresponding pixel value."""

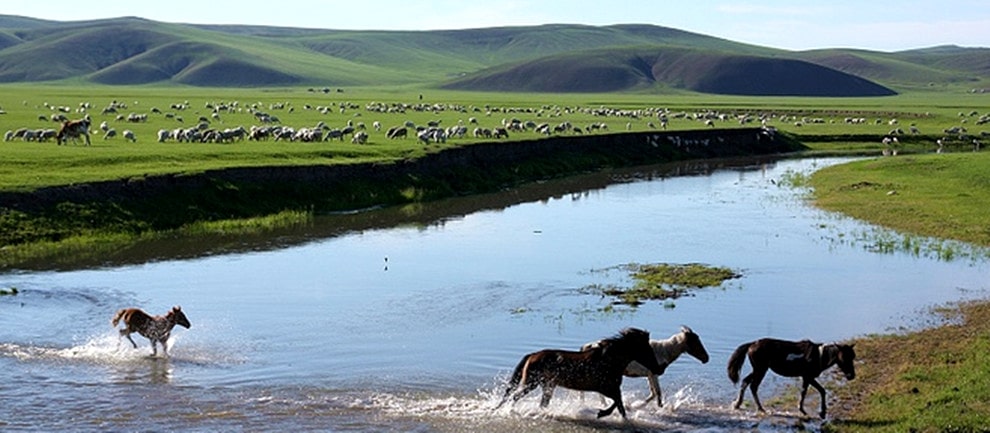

left=1, top=128, right=801, bottom=213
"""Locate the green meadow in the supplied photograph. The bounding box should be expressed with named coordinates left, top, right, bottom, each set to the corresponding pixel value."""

left=1, top=84, right=986, bottom=191
left=1, top=84, right=987, bottom=262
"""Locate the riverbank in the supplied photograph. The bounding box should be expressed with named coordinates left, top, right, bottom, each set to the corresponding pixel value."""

left=0, top=128, right=802, bottom=270
left=810, top=152, right=990, bottom=432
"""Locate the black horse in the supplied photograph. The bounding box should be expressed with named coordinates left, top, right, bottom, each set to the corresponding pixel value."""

left=496, top=327, right=664, bottom=419
left=727, top=338, right=855, bottom=418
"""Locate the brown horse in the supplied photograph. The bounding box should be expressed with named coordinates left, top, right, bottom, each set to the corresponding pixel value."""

left=111, top=306, right=191, bottom=357
left=727, top=338, right=856, bottom=418
left=495, top=327, right=664, bottom=419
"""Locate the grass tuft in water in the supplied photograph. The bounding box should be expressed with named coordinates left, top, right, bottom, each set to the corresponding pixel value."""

left=592, top=263, right=741, bottom=306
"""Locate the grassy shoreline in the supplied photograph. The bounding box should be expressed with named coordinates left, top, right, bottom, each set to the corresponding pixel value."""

left=810, top=153, right=990, bottom=432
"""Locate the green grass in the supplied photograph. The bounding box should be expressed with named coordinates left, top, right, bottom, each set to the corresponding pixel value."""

left=1, top=84, right=988, bottom=270
left=588, top=263, right=740, bottom=307
left=810, top=152, right=990, bottom=247
left=1, top=85, right=987, bottom=192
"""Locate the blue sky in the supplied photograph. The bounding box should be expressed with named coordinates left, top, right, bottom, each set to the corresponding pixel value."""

left=4, top=0, right=988, bottom=52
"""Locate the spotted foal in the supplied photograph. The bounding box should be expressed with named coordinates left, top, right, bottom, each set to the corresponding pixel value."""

left=111, top=306, right=191, bottom=357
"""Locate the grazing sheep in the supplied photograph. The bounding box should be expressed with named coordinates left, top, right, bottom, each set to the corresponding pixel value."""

left=123, top=130, right=136, bottom=142
left=38, top=129, right=57, bottom=142
left=323, top=128, right=344, bottom=141
left=386, top=126, right=408, bottom=139
left=103, top=129, right=117, bottom=140
left=351, top=131, right=369, bottom=144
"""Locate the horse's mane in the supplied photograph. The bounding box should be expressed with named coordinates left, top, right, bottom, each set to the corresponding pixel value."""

left=605, top=327, right=649, bottom=344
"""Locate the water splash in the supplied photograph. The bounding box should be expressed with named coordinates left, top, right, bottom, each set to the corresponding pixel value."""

left=0, top=331, right=242, bottom=368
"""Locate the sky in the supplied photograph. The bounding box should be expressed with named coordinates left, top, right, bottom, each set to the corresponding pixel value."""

left=3, top=0, right=988, bottom=52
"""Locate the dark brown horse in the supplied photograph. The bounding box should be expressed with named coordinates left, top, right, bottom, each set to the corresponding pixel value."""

left=727, top=338, right=856, bottom=418
left=111, top=306, right=191, bottom=357
left=496, top=327, right=664, bottom=419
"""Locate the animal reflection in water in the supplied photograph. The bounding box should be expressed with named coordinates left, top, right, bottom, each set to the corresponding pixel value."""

left=111, top=306, right=191, bottom=357
left=496, top=327, right=664, bottom=419
left=581, top=325, right=710, bottom=408
left=727, top=338, right=856, bottom=418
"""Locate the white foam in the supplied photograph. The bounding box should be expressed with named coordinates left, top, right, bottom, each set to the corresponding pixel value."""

left=357, top=383, right=810, bottom=432
left=0, top=331, right=243, bottom=367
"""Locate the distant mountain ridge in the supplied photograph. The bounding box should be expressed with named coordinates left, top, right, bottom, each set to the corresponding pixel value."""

left=0, top=15, right=986, bottom=95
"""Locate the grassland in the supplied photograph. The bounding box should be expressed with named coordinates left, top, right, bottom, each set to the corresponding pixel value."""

left=1, top=84, right=987, bottom=268
left=810, top=152, right=990, bottom=247
left=1, top=84, right=986, bottom=190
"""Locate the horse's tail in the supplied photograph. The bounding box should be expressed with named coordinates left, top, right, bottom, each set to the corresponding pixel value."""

left=110, top=309, right=126, bottom=327
left=727, top=341, right=753, bottom=384
left=506, top=354, right=530, bottom=391
left=495, top=353, right=532, bottom=409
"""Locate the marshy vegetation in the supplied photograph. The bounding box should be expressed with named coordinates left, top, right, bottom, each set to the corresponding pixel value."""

left=588, top=263, right=741, bottom=307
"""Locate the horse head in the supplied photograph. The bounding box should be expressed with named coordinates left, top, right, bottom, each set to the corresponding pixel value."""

left=680, top=326, right=710, bottom=364
left=611, top=328, right=664, bottom=375
left=170, top=306, right=192, bottom=329
left=834, top=343, right=856, bottom=380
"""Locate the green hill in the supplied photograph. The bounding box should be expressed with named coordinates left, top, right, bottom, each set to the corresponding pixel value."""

left=0, top=15, right=985, bottom=95
left=442, top=47, right=897, bottom=96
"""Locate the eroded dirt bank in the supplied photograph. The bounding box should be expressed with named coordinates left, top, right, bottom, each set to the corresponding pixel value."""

left=1, top=128, right=800, bottom=213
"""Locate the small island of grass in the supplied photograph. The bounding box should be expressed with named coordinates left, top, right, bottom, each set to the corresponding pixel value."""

left=595, top=263, right=741, bottom=306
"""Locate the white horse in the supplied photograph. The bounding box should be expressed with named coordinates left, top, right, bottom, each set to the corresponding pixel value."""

left=583, top=326, right=710, bottom=408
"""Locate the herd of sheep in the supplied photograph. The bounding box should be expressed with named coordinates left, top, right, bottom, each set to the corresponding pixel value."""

left=3, top=97, right=988, bottom=151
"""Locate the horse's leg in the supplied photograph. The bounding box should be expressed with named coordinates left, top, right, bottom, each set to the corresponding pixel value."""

left=734, top=369, right=768, bottom=413
left=799, top=379, right=811, bottom=416
left=510, top=380, right=540, bottom=404
left=597, top=400, right=617, bottom=418
left=160, top=337, right=169, bottom=357
left=748, top=371, right=768, bottom=413
left=732, top=372, right=752, bottom=409
left=807, top=378, right=828, bottom=419
left=122, top=331, right=138, bottom=349
left=597, top=389, right=625, bottom=419
left=539, top=384, right=555, bottom=408
left=647, top=374, right=663, bottom=408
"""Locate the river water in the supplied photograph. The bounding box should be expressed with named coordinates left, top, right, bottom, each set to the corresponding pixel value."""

left=1, top=157, right=987, bottom=432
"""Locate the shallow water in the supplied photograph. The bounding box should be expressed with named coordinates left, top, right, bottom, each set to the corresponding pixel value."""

left=1, top=157, right=987, bottom=432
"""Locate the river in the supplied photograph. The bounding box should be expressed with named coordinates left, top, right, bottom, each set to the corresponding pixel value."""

left=1, top=156, right=986, bottom=432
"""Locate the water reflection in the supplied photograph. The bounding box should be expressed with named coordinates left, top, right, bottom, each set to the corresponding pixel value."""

left=12, top=156, right=789, bottom=273
left=113, top=357, right=174, bottom=385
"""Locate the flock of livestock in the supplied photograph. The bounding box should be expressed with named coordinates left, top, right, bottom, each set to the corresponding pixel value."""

left=3, top=98, right=989, bottom=150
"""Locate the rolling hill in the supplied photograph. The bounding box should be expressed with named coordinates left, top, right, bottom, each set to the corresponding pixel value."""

left=0, top=15, right=986, bottom=95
